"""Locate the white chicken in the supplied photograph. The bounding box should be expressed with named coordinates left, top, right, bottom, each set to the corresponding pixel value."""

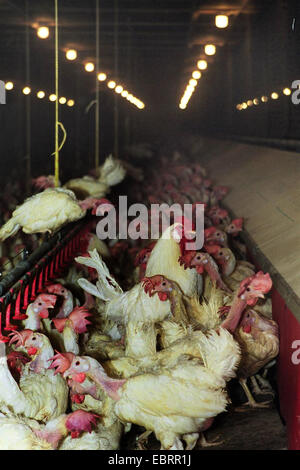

left=0, top=410, right=100, bottom=450
left=0, top=330, right=68, bottom=422
left=64, top=155, right=126, bottom=199
left=0, top=188, right=104, bottom=241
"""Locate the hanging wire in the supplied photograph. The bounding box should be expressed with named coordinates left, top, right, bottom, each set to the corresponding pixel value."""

left=114, top=0, right=119, bottom=158
left=54, top=0, right=59, bottom=187
left=25, top=0, right=31, bottom=195
left=95, top=0, right=100, bottom=170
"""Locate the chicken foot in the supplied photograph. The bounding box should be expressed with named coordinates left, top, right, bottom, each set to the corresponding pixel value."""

left=199, top=433, right=224, bottom=448
left=236, top=378, right=272, bottom=410
left=136, top=430, right=152, bottom=450
left=252, top=375, right=274, bottom=396
left=183, top=433, right=199, bottom=450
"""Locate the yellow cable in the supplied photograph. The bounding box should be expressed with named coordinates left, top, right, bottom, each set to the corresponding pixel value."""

left=54, top=0, right=59, bottom=187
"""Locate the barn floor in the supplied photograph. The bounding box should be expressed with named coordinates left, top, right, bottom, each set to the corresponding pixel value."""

left=122, top=388, right=287, bottom=450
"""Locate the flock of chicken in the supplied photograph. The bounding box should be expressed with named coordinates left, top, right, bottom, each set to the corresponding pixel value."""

left=0, top=150, right=279, bottom=450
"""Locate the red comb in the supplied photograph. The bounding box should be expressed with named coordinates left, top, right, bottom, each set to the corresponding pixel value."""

left=48, top=351, right=74, bottom=375
left=205, top=245, right=221, bottom=255
left=66, top=410, right=100, bottom=435
left=69, top=307, right=92, bottom=334
left=9, top=329, right=33, bottom=347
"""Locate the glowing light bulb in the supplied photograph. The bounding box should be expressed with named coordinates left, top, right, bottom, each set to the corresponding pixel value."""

left=115, top=85, right=123, bottom=94
left=85, top=62, right=95, bottom=72
left=49, top=94, right=57, bottom=102
left=215, top=15, right=228, bottom=28
left=107, top=80, right=116, bottom=89
left=179, top=103, right=187, bottom=110
left=283, top=88, right=291, bottom=96
left=66, top=49, right=77, bottom=61
left=5, top=82, right=13, bottom=90
left=59, top=97, right=67, bottom=104
left=192, top=70, right=201, bottom=80
left=189, top=78, right=197, bottom=87
left=22, top=87, right=31, bottom=95
left=247, top=100, right=253, bottom=107
left=197, top=60, right=207, bottom=70
left=37, top=26, right=49, bottom=39
left=37, top=91, right=45, bottom=99
left=271, top=92, right=279, bottom=100
left=236, top=104, right=242, bottom=111
left=253, top=98, right=259, bottom=105
left=67, top=99, right=75, bottom=107
left=97, top=73, right=107, bottom=82
left=204, top=44, right=216, bottom=56
left=121, top=90, right=128, bottom=98
left=186, top=85, right=195, bottom=93
left=241, top=102, right=247, bottom=109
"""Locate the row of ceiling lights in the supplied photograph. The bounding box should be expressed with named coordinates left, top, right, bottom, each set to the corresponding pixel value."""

left=35, top=26, right=145, bottom=110
left=236, top=87, right=292, bottom=110
left=4, top=81, right=75, bottom=106
left=179, top=15, right=229, bottom=110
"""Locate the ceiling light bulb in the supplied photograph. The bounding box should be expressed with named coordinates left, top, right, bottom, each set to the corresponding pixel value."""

left=67, top=99, right=75, bottom=107
left=189, top=78, right=197, bottom=87
left=192, top=70, right=201, bottom=80
left=197, top=59, right=207, bottom=70
left=247, top=100, right=253, bottom=107
left=37, top=91, right=45, bottom=99
left=283, top=88, right=291, bottom=96
left=108, top=80, right=116, bottom=89
left=59, top=97, right=67, bottom=104
left=115, top=85, right=123, bottom=94
left=253, top=98, right=259, bottom=105
left=215, top=15, right=229, bottom=28
left=22, top=87, right=31, bottom=95
left=37, top=26, right=49, bottom=39
left=204, top=44, right=216, bottom=56
left=121, top=90, right=128, bottom=98
left=97, top=73, right=107, bottom=82
left=261, top=96, right=268, bottom=102
left=49, top=94, right=57, bottom=102
left=85, top=62, right=95, bottom=72
left=5, top=82, right=14, bottom=90
left=271, top=92, right=279, bottom=100
left=66, top=49, right=77, bottom=61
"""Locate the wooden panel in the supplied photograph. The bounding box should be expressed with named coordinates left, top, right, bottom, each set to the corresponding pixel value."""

left=198, top=138, right=300, bottom=315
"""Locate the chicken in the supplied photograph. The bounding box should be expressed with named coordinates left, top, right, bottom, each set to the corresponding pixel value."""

left=75, top=221, right=198, bottom=358
left=0, top=410, right=100, bottom=450
left=206, top=245, right=255, bottom=291
left=32, top=175, right=57, bottom=191
left=46, top=284, right=74, bottom=318
left=52, top=306, right=92, bottom=354
left=0, top=188, right=105, bottom=241
left=50, top=326, right=241, bottom=450
left=64, top=155, right=126, bottom=199
left=23, top=294, right=57, bottom=331
left=179, top=250, right=231, bottom=295
left=234, top=309, right=279, bottom=408
left=2, top=330, right=68, bottom=422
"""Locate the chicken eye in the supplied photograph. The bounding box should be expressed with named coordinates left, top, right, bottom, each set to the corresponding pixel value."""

left=196, top=255, right=201, bottom=260
left=216, top=232, right=220, bottom=236
left=219, top=251, right=223, bottom=256
left=61, top=289, right=65, bottom=293
left=32, top=337, right=36, bottom=341
left=75, top=361, right=80, bottom=366
left=246, top=287, right=251, bottom=292
left=38, top=302, right=42, bottom=306
left=161, top=282, right=166, bottom=287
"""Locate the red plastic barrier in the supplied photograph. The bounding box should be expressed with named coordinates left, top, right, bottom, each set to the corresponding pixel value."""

left=0, top=221, right=92, bottom=342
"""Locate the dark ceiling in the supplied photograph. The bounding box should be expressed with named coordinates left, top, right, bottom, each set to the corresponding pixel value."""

left=0, top=0, right=300, bottom=182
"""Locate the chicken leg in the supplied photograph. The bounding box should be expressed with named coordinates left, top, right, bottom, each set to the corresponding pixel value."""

left=237, top=378, right=272, bottom=410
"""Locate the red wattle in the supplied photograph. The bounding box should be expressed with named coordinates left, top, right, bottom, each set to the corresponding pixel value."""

left=39, top=309, right=49, bottom=319
left=72, top=373, right=86, bottom=383
left=158, top=292, right=168, bottom=301
left=243, top=325, right=252, bottom=333
left=27, top=347, right=38, bottom=356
